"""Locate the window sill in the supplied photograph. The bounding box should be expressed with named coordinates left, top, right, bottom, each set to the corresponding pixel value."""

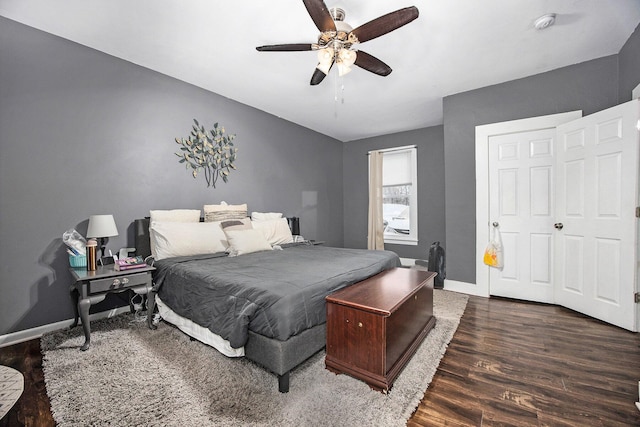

left=384, top=236, right=418, bottom=246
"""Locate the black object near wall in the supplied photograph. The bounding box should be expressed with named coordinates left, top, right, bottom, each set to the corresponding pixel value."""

left=287, top=217, right=300, bottom=235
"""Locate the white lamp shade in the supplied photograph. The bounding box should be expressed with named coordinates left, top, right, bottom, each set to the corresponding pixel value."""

left=86, top=215, right=119, bottom=238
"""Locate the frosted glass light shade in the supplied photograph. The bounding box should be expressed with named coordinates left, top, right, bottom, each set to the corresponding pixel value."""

left=86, top=214, right=119, bottom=238
left=316, top=47, right=334, bottom=74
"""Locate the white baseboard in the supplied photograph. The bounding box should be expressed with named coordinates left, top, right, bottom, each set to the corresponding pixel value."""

left=443, top=279, right=489, bottom=297
left=400, top=260, right=488, bottom=297
left=401, top=261, right=488, bottom=298
left=0, top=306, right=131, bottom=349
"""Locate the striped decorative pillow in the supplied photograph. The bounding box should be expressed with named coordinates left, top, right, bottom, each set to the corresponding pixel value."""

left=204, top=203, right=247, bottom=222
left=220, top=218, right=252, bottom=231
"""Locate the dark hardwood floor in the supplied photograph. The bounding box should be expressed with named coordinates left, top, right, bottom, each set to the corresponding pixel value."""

left=409, top=296, right=640, bottom=426
left=1, top=295, right=639, bottom=426
left=0, top=339, right=54, bottom=427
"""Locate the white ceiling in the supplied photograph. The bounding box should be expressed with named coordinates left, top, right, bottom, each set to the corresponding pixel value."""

left=1, top=0, right=640, bottom=142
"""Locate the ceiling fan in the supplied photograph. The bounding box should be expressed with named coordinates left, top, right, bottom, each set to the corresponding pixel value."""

left=256, top=0, right=419, bottom=85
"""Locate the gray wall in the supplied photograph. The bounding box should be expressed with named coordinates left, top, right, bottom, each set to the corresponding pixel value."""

left=342, top=126, right=445, bottom=260
left=619, top=23, right=640, bottom=103
left=0, top=17, right=344, bottom=335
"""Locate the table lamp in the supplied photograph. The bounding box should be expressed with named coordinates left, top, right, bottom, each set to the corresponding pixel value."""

left=86, top=214, right=119, bottom=259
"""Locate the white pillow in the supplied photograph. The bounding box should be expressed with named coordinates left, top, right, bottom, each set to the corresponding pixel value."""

left=251, top=218, right=294, bottom=245
left=149, top=209, right=201, bottom=223
left=224, top=228, right=273, bottom=256
left=150, top=221, right=227, bottom=260
left=149, top=209, right=201, bottom=258
left=204, top=203, right=248, bottom=222
left=251, top=211, right=283, bottom=221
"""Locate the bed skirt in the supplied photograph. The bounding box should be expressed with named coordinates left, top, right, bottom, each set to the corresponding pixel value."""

left=156, top=295, right=244, bottom=357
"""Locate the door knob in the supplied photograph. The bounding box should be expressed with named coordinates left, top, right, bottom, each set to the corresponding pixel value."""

left=554, top=223, right=564, bottom=230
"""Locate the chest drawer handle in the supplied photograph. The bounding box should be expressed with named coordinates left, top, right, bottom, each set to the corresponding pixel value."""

left=112, top=278, right=121, bottom=286
left=358, top=322, right=363, bottom=328
left=415, top=295, right=418, bottom=300
left=122, top=278, right=129, bottom=284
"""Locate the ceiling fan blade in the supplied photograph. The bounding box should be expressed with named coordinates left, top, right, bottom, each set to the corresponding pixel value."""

left=354, top=51, right=392, bottom=76
left=310, top=69, right=327, bottom=86
left=303, top=0, right=336, bottom=32
left=351, top=6, right=419, bottom=43
left=256, top=44, right=314, bottom=52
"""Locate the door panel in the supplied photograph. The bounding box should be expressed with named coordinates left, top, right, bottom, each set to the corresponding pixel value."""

left=554, top=100, right=639, bottom=331
left=595, top=238, right=620, bottom=303
left=561, top=235, right=584, bottom=294
left=530, top=233, right=552, bottom=284
left=500, top=231, right=519, bottom=281
left=564, top=160, right=585, bottom=216
left=530, top=166, right=552, bottom=216
left=499, top=169, right=518, bottom=216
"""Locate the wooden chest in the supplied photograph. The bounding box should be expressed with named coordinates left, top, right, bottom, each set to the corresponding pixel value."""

left=325, top=267, right=436, bottom=392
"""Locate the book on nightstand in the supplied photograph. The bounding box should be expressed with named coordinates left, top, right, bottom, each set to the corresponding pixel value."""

left=114, top=256, right=147, bottom=271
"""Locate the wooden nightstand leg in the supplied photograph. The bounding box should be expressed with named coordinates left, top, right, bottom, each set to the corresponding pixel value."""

left=78, top=297, right=91, bottom=351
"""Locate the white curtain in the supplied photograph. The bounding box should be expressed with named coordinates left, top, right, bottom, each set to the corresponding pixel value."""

left=367, top=151, right=385, bottom=250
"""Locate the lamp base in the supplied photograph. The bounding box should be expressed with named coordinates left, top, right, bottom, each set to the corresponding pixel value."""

left=97, top=236, right=109, bottom=259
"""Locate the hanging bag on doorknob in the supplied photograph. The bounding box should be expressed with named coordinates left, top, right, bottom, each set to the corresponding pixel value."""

left=483, top=226, right=504, bottom=269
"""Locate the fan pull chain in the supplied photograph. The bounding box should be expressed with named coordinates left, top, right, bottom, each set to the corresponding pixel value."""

left=333, top=72, right=347, bottom=118
left=334, top=70, right=339, bottom=118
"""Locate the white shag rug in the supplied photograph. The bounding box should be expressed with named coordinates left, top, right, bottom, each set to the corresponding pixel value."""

left=42, top=290, right=468, bottom=427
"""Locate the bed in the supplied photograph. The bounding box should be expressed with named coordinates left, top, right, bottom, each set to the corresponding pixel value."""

left=135, top=217, right=400, bottom=392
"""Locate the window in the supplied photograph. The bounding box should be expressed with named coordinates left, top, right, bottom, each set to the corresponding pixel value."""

left=382, top=146, right=418, bottom=245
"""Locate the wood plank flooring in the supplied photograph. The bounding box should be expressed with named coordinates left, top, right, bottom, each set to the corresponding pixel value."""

left=1, top=295, right=639, bottom=426
left=0, top=339, right=54, bottom=427
left=408, top=296, right=640, bottom=426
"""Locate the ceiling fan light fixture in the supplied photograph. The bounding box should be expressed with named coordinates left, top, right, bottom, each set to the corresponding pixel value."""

left=317, top=47, right=334, bottom=74
left=336, top=49, right=356, bottom=76
left=339, top=48, right=356, bottom=65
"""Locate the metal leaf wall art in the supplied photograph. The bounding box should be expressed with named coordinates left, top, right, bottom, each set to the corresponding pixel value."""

left=175, top=119, right=237, bottom=188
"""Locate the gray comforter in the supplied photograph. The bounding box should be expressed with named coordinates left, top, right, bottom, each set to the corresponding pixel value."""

left=154, top=244, right=400, bottom=348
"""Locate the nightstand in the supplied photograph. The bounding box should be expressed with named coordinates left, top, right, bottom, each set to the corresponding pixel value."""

left=69, top=264, right=155, bottom=351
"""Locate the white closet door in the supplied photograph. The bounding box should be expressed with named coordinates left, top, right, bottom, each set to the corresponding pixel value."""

left=554, top=100, right=639, bottom=331
left=488, top=128, right=555, bottom=303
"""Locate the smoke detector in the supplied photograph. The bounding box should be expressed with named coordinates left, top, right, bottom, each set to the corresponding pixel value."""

left=534, top=13, right=556, bottom=30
